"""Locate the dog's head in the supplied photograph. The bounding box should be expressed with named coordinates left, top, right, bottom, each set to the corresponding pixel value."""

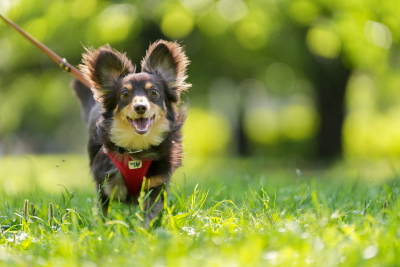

left=80, top=40, right=190, bottom=150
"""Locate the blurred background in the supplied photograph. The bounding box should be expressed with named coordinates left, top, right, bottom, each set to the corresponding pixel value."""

left=1, top=0, right=400, bottom=161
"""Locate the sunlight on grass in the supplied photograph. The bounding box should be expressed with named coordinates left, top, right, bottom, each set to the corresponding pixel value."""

left=1, top=155, right=400, bottom=266
left=0, top=154, right=92, bottom=195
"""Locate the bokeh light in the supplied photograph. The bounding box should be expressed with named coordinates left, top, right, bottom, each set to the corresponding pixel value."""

left=235, top=19, right=268, bottom=50
left=0, top=38, right=12, bottom=70
left=265, top=63, right=296, bottom=94
left=2, top=0, right=400, bottom=159
left=364, top=20, right=392, bottom=49
left=26, top=17, right=48, bottom=41
left=344, top=72, right=400, bottom=157
left=281, top=104, right=317, bottom=141
left=289, top=0, right=319, bottom=26
left=244, top=108, right=279, bottom=144
left=161, top=6, right=194, bottom=39
left=97, top=4, right=138, bottom=43
left=216, top=0, right=247, bottom=22
left=307, top=26, right=341, bottom=59
left=183, top=108, right=231, bottom=157
left=197, top=9, right=229, bottom=37
left=71, top=0, right=97, bottom=19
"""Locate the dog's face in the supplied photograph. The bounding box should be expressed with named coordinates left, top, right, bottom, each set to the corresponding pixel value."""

left=109, top=72, right=170, bottom=150
left=80, top=40, right=190, bottom=150
left=117, top=73, right=167, bottom=135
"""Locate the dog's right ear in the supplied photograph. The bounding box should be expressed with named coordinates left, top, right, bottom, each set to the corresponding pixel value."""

left=79, top=45, right=135, bottom=102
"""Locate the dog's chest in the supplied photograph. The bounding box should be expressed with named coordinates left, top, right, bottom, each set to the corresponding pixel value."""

left=103, top=146, right=153, bottom=196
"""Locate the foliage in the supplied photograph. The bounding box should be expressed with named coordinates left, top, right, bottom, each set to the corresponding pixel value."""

left=1, top=155, right=400, bottom=266
left=2, top=0, right=400, bottom=156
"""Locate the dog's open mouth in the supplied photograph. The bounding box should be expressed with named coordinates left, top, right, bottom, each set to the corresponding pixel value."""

left=127, top=115, right=155, bottom=135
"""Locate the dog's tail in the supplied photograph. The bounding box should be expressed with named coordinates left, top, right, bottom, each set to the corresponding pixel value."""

left=71, top=79, right=96, bottom=123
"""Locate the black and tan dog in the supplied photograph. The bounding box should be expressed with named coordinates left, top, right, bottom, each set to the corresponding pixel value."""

left=72, top=40, right=190, bottom=226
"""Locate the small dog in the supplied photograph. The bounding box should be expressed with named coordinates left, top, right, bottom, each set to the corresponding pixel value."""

left=72, top=40, right=190, bottom=226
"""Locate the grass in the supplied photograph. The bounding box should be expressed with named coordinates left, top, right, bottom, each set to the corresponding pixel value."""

left=0, top=154, right=400, bottom=266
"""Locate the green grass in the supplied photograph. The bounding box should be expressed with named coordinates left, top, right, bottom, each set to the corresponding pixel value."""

left=0, top=155, right=400, bottom=266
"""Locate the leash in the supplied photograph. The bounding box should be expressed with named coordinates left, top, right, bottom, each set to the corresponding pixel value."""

left=0, top=14, right=92, bottom=88
left=0, top=14, right=156, bottom=195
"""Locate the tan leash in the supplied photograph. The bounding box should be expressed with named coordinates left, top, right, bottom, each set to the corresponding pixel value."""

left=0, top=14, right=92, bottom=88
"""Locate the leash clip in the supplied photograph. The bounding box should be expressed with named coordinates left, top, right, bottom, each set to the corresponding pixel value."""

left=59, top=58, right=70, bottom=72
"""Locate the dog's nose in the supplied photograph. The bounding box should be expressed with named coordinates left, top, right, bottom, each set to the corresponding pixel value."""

left=134, top=104, right=147, bottom=114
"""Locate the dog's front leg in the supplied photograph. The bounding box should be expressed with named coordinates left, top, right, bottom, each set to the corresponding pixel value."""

left=140, top=177, right=167, bottom=228
left=99, top=194, right=110, bottom=218
left=97, top=173, right=128, bottom=218
left=144, top=187, right=164, bottom=228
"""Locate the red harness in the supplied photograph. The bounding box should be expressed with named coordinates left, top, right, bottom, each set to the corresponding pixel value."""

left=103, top=146, right=152, bottom=196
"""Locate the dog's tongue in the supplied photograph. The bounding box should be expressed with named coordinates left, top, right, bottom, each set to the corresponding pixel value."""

left=127, top=116, right=155, bottom=135
left=134, top=118, right=149, bottom=131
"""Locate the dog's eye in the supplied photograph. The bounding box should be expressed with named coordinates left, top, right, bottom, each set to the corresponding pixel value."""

left=120, top=90, right=129, bottom=100
left=149, top=89, right=159, bottom=98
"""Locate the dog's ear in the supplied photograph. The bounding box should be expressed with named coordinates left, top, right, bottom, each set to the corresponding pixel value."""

left=79, top=45, right=135, bottom=102
left=141, top=40, right=191, bottom=97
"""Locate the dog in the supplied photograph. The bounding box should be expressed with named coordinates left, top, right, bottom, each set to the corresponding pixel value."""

left=71, top=40, right=190, bottom=227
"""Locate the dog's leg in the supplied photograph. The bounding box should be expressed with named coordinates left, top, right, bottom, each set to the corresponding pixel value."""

left=96, top=190, right=110, bottom=219
left=101, top=199, right=110, bottom=218
left=141, top=185, right=165, bottom=228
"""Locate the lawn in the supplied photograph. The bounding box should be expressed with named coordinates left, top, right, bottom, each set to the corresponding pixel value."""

left=0, top=154, right=399, bottom=266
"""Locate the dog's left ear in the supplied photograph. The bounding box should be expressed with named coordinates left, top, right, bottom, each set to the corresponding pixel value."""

left=141, top=40, right=191, bottom=97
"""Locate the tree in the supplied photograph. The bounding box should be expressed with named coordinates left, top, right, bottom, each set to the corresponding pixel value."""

left=1, top=0, right=400, bottom=158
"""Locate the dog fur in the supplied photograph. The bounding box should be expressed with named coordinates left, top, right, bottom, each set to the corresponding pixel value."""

left=72, top=40, right=190, bottom=227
